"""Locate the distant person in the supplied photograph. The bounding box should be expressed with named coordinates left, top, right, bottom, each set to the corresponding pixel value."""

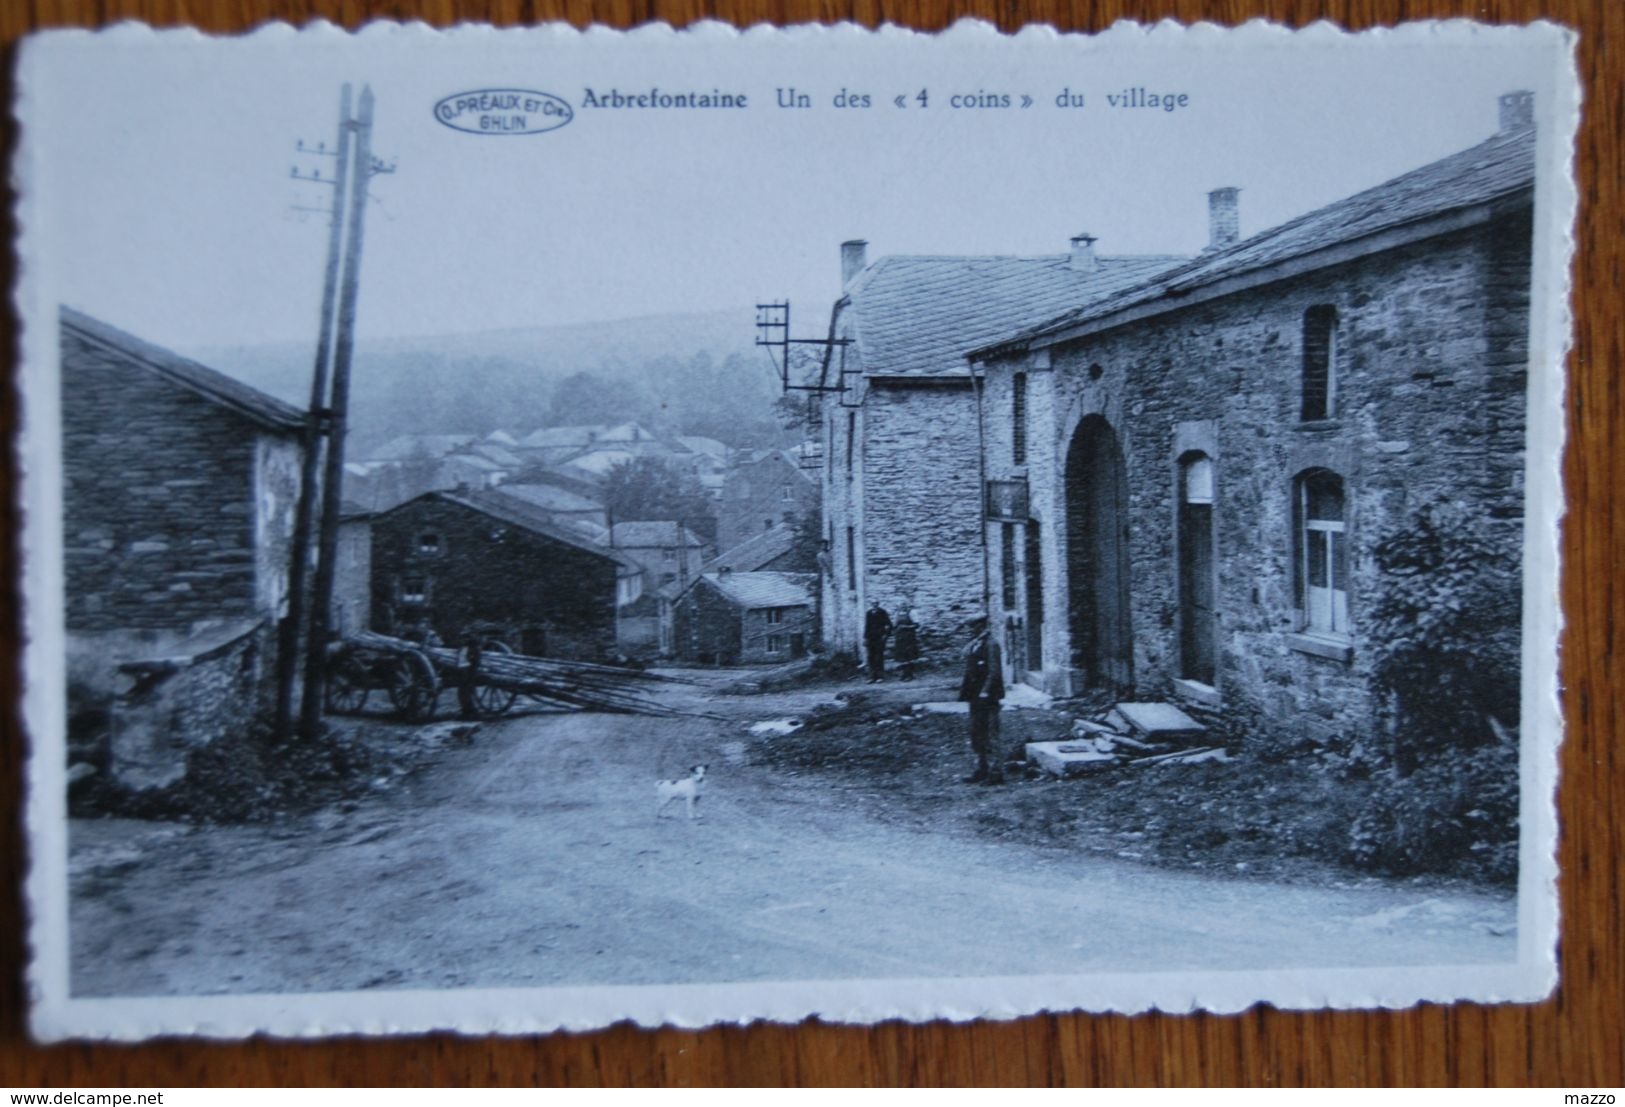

left=863, top=600, right=893, bottom=683
left=957, top=616, right=1005, bottom=785
left=892, top=606, right=921, bottom=682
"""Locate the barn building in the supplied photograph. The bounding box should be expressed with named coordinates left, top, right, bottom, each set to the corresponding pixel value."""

left=969, top=93, right=1536, bottom=753
left=369, top=489, right=641, bottom=659
left=818, top=238, right=1183, bottom=659
left=59, top=307, right=305, bottom=789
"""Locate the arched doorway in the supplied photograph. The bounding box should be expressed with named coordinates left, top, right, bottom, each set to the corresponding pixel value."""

left=1065, top=415, right=1133, bottom=692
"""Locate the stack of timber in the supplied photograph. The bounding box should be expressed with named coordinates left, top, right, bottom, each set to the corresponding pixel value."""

left=347, top=631, right=719, bottom=720
left=1027, top=702, right=1226, bottom=778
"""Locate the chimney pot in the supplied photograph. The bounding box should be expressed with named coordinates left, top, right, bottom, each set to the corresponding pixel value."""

left=1498, top=90, right=1535, bottom=133
left=1069, top=232, right=1099, bottom=272
left=841, top=240, right=868, bottom=287
left=1207, top=187, right=1241, bottom=251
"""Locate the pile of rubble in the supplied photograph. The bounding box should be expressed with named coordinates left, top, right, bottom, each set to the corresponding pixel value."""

left=1026, top=702, right=1231, bottom=778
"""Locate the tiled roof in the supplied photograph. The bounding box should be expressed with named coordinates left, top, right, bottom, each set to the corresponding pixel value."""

left=984, top=124, right=1537, bottom=354
left=611, top=521, right=706, bottom=548
left=842, top=253, right=1184, bottom=379
left=61, top=307, right=305, bottom=433
left=705, top=524, right=795, bottom=573
left=677, top=435, right=728, bottom=459
left=412, top=490, right=641, bottom=572
left=705, top=571, right=814, bottom=610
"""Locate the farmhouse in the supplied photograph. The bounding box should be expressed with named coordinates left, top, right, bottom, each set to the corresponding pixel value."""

left=969, top=92, right=1535, bottom=755
left=369, top=489, right=641, bottom=659
left=59, top=307, right=306, bottom=789
left=818, top=237, right=1183, bottom=658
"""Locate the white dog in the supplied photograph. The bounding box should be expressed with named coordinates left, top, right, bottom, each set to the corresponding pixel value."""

left=655, top=764, right=707, bottom=820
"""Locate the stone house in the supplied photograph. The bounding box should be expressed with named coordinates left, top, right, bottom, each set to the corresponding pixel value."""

left=969, top=93, right=1536, bottom=751
left=668, top=570, right=815, bottom=665
left=369, top=489, right=641, bottom=659
left=717, top=449, right=819, bottom=553
left=818, top=239, right=1183, bottom=658
left=609, top=521, right=710, bottom=594
left=59, top=307, right=305, bottom=788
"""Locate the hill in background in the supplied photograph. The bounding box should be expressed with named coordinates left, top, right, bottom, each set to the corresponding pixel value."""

left=184, top=307, right=798, bottom=455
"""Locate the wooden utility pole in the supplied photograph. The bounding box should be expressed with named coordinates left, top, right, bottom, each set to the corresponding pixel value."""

left=275, top=83, right=353, bottom=742
left=299, top=84, right=377, bottom=740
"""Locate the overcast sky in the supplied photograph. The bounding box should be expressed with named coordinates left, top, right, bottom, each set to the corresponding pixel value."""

left=22, top=22, right=1565, bottom=352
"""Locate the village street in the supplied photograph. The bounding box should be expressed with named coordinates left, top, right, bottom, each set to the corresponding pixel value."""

left=69, top=674, right=1518, bottom=998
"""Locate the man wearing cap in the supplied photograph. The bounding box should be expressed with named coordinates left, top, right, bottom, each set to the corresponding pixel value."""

left=957, top=615, right=1006, bottom=784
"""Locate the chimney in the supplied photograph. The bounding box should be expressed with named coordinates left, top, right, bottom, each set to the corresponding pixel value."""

left=841, top=240, right=868, bottom=287
left=1499, top=90, right=1535, bottom=133
left=1208, top=187, right=1241, bottom=251
left=1069, top=232, right=1099, bottom=273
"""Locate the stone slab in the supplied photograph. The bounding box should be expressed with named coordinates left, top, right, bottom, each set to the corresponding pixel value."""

left=1026, top=741, right=1117, bottom=777
left=1114, top=701, right=1206, bottom=736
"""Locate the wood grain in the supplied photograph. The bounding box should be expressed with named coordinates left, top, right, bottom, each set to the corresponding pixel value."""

left=0, top=0, right=1618, bottom=1088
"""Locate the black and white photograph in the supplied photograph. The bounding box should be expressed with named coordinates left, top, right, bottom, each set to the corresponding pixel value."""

left=14, top=19, right=1575, bottom=1039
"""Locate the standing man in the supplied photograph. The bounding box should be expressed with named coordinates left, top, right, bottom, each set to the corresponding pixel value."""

left=957, top=616, right=1006, bottom=784
left=863, top=599, right=893, bottom=683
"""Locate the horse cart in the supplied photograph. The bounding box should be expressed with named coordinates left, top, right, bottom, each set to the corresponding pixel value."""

left=323, top=631, right=698, bottom=722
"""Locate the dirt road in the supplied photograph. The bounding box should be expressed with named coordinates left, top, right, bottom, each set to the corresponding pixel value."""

left=69, top=676, right=1516, bottom=997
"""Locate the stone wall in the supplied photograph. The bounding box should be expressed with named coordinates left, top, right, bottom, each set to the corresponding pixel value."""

left=105, top=620, right=272, bottom=790
left=61, top=328, right=277, bottom=631
left=670, top=581, right=741, bottom=663
left=858, top=380, right=986, bottom=652
left=982, top=215, right=1530, bottom=749
left=370, top=497, right=620, bottom=660
left=718, top=452, right=818, bottom=553
left=739, top=603, right=813, bottom=664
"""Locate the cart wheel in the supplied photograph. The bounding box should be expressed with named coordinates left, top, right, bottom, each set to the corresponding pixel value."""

left=324, top=658, right=369, bottom=715
left=470, top=639, right=518, bottom=718
left=388, top=649, right=440, bottom=721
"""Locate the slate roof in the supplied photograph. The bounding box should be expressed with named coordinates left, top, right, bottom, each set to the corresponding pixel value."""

left=518, top=424, right=608, bottom=449
left=840, top=253, right=1184, bottom=379
left=495, top=482, right=604, bottom=515
left=704, top=523, right=796, bottom=574
left=405, top=489, right=641, bottom=572
left=979, top=124, right=1538, bottom=356
left=704, top=571, right=814, bottom=610
left=610, top=521, right=706, bottom=548
left=677, top=435, right=728, bottom=459
left=469, top=443, right=525, bottom=468
left=61, top=307, right=305, bottom=433
left=369, top=434, right=479, bottom=462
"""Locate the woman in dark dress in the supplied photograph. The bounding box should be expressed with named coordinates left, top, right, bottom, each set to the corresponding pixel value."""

left=892, top=606, right=921, bottom=681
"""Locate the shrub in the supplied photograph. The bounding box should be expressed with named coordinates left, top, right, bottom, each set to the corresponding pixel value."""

left=1367, top=500, right=1520, bottom=772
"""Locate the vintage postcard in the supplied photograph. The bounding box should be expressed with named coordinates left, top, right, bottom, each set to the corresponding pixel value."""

left=14, top=18, right=1577, bottom=1040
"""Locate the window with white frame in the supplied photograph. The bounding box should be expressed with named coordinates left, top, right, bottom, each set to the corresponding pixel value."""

left=766, top=634, right=785, bottom=654
left=765, top=607, right=784, bottom=625
left=1295, top=469, right=1348, bottom=636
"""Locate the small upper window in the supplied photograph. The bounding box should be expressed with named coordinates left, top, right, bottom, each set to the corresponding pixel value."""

left=765, top=608, right=784, bottom=625
left=662, top=547, right=676, bottom=563
left=781, top=484, right=793, bottom=501
left=1301, top=305, right=1338, bottom=421
left=417, top=532, right=443, bottom=556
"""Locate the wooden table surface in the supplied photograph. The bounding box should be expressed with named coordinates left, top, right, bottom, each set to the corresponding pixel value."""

left=0, top=0, right=1618, bottom=1088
